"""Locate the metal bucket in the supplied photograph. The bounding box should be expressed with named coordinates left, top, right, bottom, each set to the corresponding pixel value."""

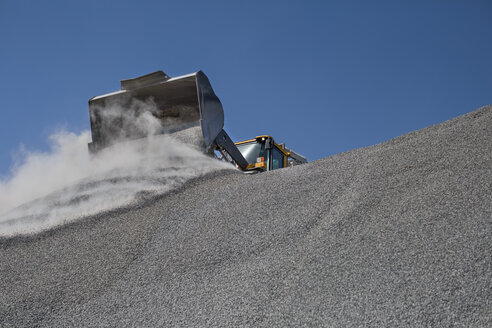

left=88, top=71, right=225, bottom=153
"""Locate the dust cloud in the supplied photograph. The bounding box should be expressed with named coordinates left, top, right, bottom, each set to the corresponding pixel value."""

left=0, top=102, right=233, bottom=236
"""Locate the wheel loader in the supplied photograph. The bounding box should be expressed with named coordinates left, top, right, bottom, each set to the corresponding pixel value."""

left=87, top=70, right=306, bottom=172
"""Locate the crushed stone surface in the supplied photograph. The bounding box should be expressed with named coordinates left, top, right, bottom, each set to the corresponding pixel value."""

left=0, top=106, right=491, bottom=327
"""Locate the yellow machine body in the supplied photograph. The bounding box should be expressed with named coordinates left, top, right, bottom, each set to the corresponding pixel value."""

left=234, top=135, right=306, bottom=172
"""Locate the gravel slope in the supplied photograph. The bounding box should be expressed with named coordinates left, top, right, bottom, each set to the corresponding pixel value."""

left=0, top=106, right=490, bottom=327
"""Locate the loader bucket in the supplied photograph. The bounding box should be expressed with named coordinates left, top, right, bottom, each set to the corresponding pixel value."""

left=88, top=70, right=224, bottom=152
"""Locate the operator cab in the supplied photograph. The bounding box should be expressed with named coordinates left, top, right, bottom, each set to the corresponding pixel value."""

left=234, top=135, right=307, bottom=171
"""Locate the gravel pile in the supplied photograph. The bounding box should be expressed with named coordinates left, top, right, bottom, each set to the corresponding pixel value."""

left=0, top=106, right=490, bottom=327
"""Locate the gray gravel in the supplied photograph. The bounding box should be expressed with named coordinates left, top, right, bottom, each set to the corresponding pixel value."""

left=0, top=106, right=491, bottom=327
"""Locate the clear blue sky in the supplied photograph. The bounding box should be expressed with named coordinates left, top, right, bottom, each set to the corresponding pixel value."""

left=1, top=0, right=491, bottom=175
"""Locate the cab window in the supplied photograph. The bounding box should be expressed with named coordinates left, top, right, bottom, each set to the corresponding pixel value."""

left=236, top=141, right=266, bottom=165
left=271, top=146, right=284, bottom=170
